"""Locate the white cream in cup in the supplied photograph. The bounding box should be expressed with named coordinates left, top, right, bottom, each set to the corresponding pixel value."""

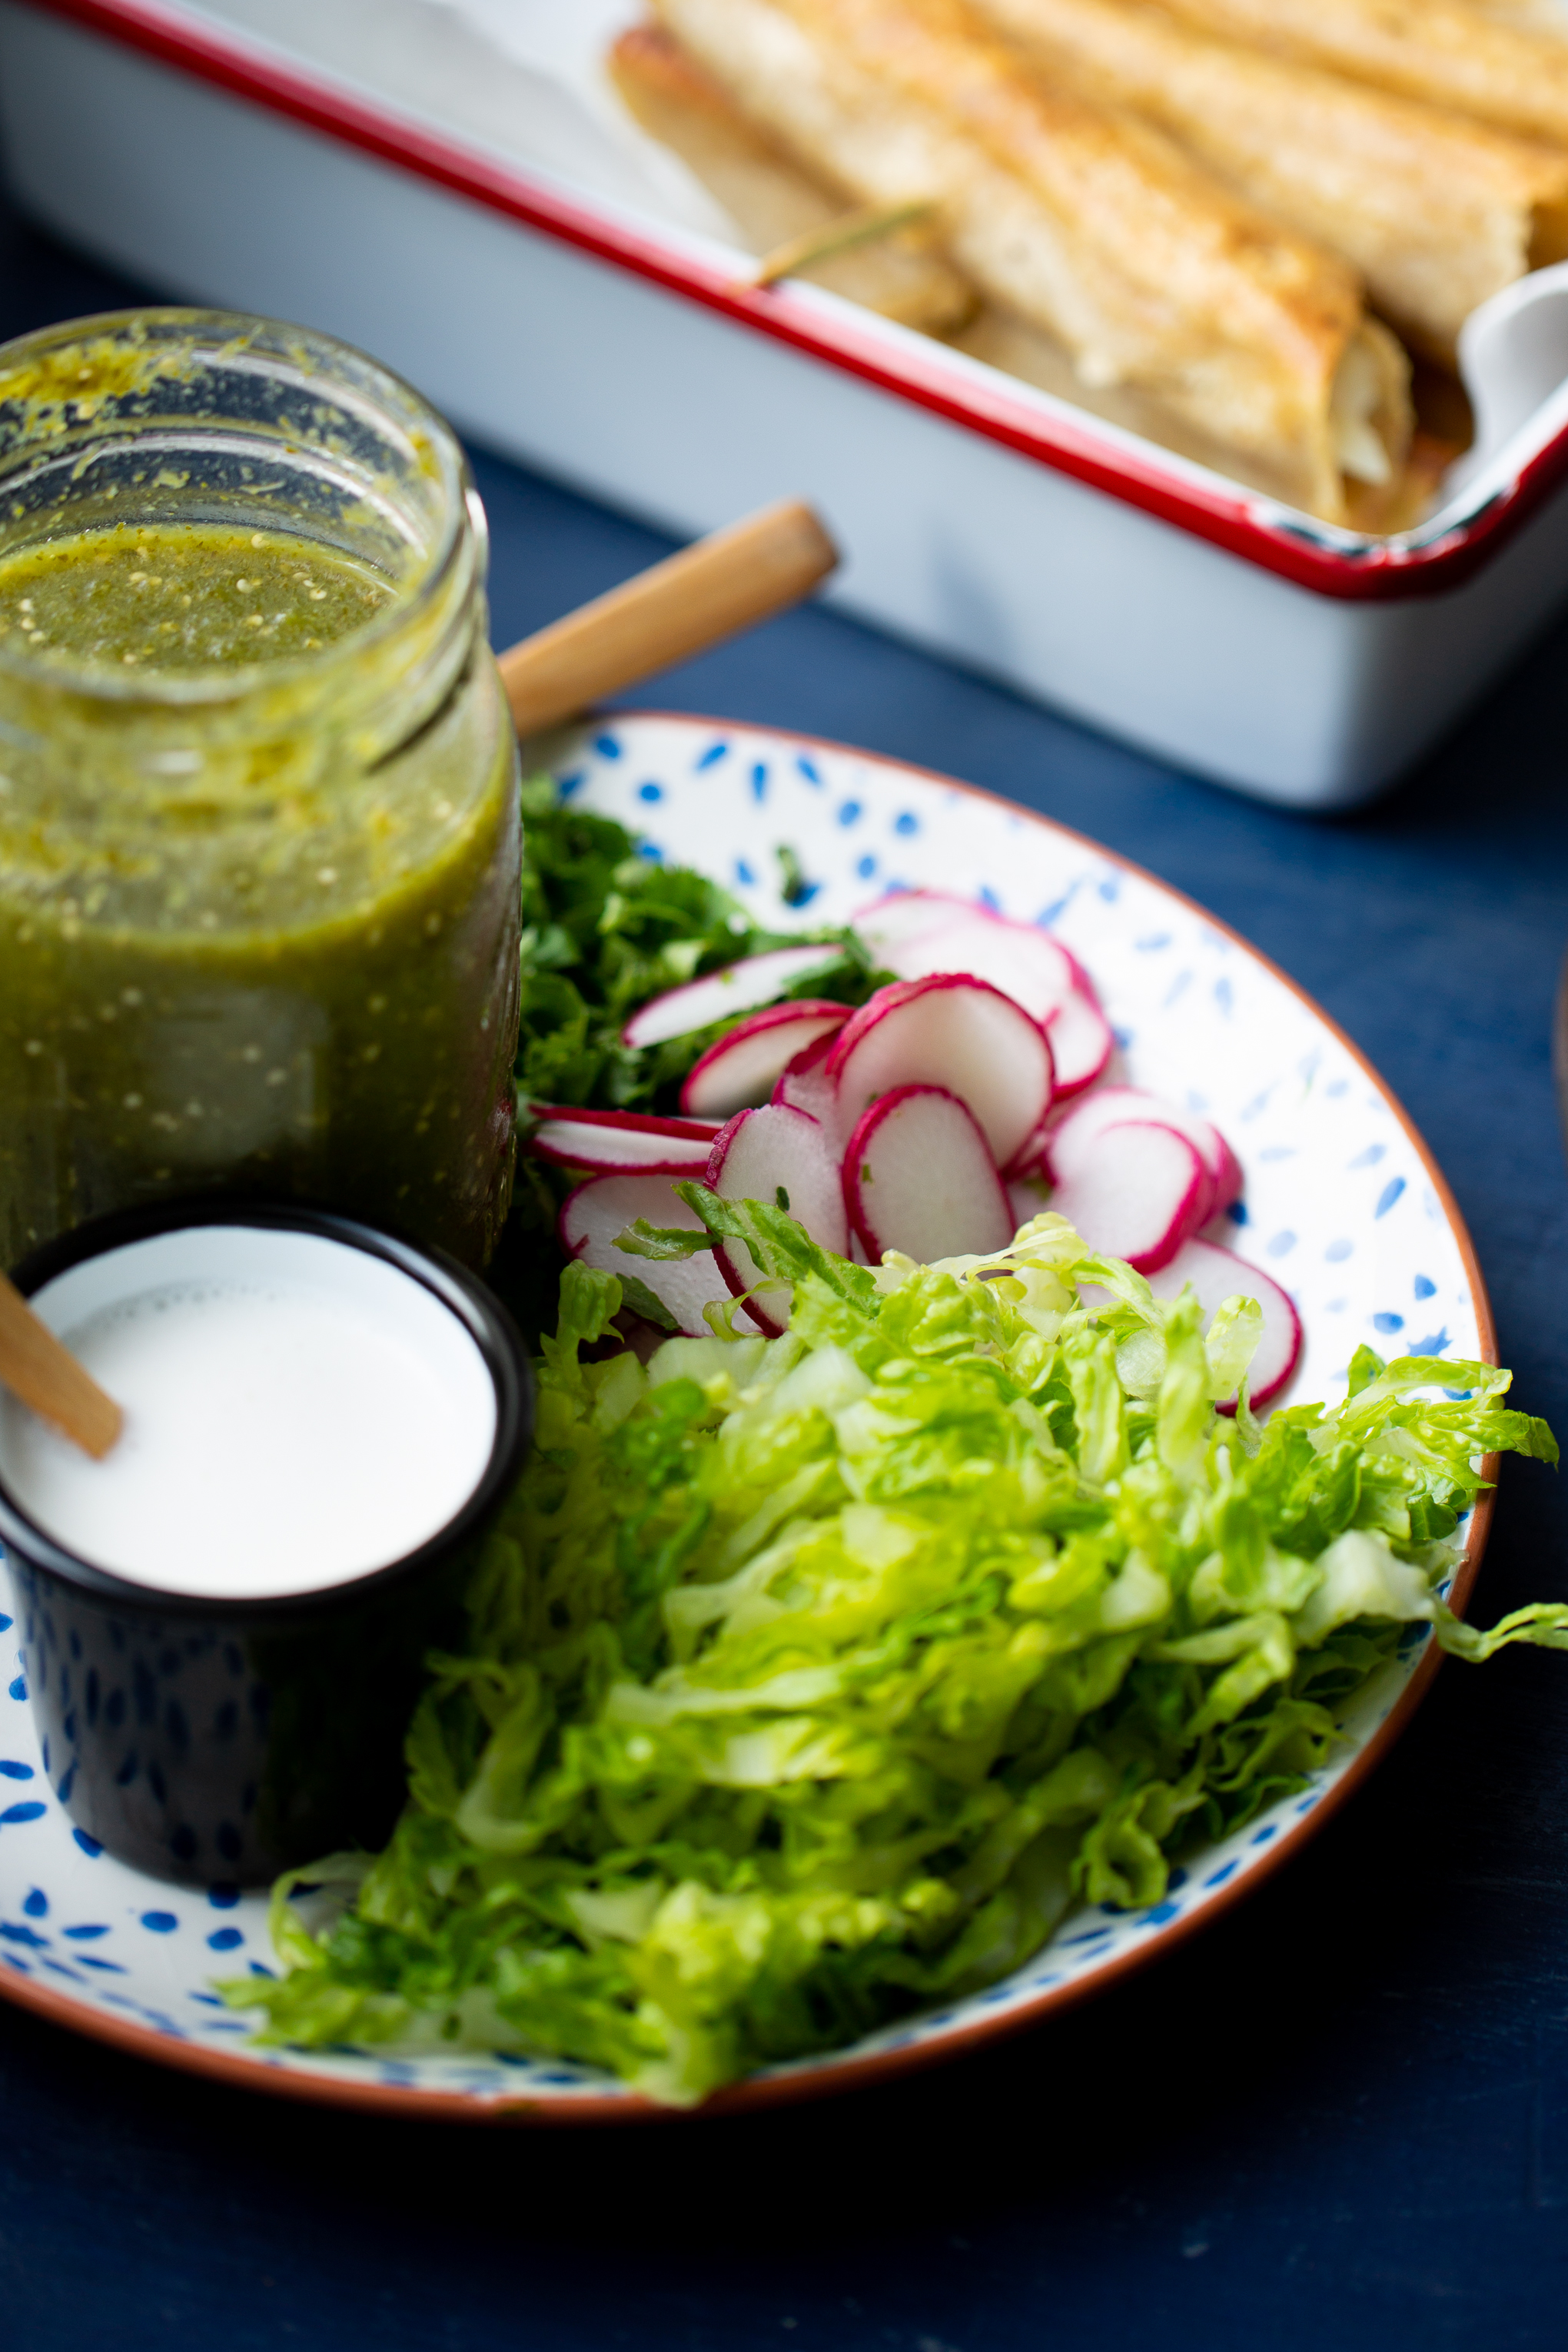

left=0, top=1226, right=498, bottom=1599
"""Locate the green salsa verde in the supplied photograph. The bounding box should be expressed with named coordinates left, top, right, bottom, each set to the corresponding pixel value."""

left=0, top=520, right=520, bottom=1268
left=0, top=521, right=394, bottom=670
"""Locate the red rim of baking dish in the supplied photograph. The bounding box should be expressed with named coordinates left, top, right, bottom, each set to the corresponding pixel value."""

left=18, top=0, right=1568, bottom=604
left=0, top=713, right=1502, bottom=2125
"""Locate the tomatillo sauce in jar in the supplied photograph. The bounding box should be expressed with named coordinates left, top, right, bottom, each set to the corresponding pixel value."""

left=0, top=312, right=520, bottom=1268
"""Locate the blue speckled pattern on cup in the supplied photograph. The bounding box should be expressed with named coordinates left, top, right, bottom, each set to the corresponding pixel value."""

left=0, top=1203, right=533, bottom=1886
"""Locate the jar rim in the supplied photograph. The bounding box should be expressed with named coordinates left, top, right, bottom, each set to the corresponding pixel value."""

left=0, top=307, right=480, bottom=707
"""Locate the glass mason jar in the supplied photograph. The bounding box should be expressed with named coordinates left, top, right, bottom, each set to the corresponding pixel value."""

left=0, top=310, right=520, bottom=1270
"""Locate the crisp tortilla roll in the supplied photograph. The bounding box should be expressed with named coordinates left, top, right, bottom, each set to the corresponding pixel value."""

left=949, top=310, right=1437, bottom=529
left=1472, top=2, right=1568, bottom=31
left=1147, top=0, right=1568, bottom=148
left=610, top=26, right=975, bottom=331
left=972, top=0, right=1568, bottom=364
left=620, top=19, right=1426, bottom=519
left=653, top=0, right=1410, bottom=520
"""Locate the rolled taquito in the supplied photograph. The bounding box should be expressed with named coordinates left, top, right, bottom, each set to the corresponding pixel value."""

left=971, top=0, right=1568, bottom=363
left=610, top=25, right=975, bottom=332
left=653, top=0, right=1410, bottom=520
left=1145, top=0, right=1568, bottom=148
left=1471, top=2, right=1568, bottom=32
left=948, top=307, right=1444, bottom=529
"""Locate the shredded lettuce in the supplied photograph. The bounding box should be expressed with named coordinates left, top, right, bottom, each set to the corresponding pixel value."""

left=227, top=1209, right=1563, bottom=2105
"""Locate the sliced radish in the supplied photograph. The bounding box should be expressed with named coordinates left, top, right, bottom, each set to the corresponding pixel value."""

left=620, top=944, right=846, bottom=1051
left=1005, top=1132, right=1050, bottom=1185
left=1210, top=1134, right=1245, bottom=1220
left=1005, top=1117, right=1052, bottom=1183
left=824, top=975, right=1053, bottom=1170
left=705, top=1104, right=849, bottom=1337
left=705, top=1105, right=849, bottom=1253
left=1145, top=1238, right=1302, bottom=1409
left=1045, top=1120, right=1208, bottom=1274
left=852, top=889, right=978, bottom=957
left=872, top=911, right=1079, bottom=1027
left=859, top=895, right=1112, bottom=1101
left=530, top=1106, right=719, bottom=1175
left=559, top=1173, right=763, bottom=1338
left=1045, top=986, right=1115, bottom=1101
left=1042, top=1085, right=1154, bottom=1177
left=773, top=1029, right=852, bottom=1146
left=680, top=1000, right=850, bottom=1120
left=1045, top=1085, right=1238, bottom=1218
left=843, top=1085, right=1014, bottom=1264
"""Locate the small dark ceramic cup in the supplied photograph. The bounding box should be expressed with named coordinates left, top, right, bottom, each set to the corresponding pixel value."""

left=0, top=1200, right=533, bottom=1886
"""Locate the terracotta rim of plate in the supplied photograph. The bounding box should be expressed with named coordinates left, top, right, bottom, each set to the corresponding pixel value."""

left=0, top=713, right=1500, bottom=2125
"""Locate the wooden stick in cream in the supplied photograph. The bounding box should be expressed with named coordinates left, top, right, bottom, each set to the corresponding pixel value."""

left=0, top=1271, right=123, bottom=1460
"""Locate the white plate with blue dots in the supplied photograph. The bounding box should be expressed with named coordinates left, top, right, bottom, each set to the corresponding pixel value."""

left=0, top=713, right=1492, bottom=2121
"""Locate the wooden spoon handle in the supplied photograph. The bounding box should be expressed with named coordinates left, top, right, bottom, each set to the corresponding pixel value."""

left=0, top=1271, right=122, bottom=1460
left=497, top=497, right=839, bottom=737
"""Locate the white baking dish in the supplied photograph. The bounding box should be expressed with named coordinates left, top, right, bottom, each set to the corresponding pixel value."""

left=5, top=0, right=1568, bottom=808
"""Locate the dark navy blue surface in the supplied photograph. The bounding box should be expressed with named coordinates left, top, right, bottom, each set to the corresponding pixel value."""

left=3, top=194, right=1568, bottom=2352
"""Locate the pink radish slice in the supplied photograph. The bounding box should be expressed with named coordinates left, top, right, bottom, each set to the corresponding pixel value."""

left=559, top=1173, right=764, bottom=1338
left=705, top=1104, right=849, bottom=1337
left=711, top=1249, right=790, bottom=1339
left=1045, top=1121, right=1208, bottom=1274
left=825, top=976, right=1053, bottom=1169
left=680, top=1001, right=850, bottom=1120
left=1045, top=987, right=1115, bottom=1101
left=1045, top=1085, right=1237, bottom=1216
left=705, top=1105, right=849, bottom=1254
left=773, top=1030, right=852, bottom=1147
left=1144, top=1238, right=1302, bottom=1409
left=1004, top=1117, right=1052, bottom=1184
left=862, top=895, right=1111, bottom=1100
left=1211, top=1135, right=1245, bottom=1219
left=852, top=890, right=979, bottom=957
left=844, top=1085, right=1014, bottom=1264
left=530, top=1107, right=719, bottom=1175
left=873, top=912, right=1080, bottom=1027
left=621, top=944, right=846, bottom=1051
left=1043, top=1085, right=1158, bottom=1178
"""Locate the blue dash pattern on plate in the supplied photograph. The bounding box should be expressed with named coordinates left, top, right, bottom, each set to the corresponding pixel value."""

left=0, top=713, right=1485, bottom=2118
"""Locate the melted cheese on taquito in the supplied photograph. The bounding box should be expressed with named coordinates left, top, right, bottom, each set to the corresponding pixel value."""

left=971, top=0, right=1568, bottom=362
left=1145, top=0, right=1568, bottom=148
left=653, top=0, right=1410, bottom=520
